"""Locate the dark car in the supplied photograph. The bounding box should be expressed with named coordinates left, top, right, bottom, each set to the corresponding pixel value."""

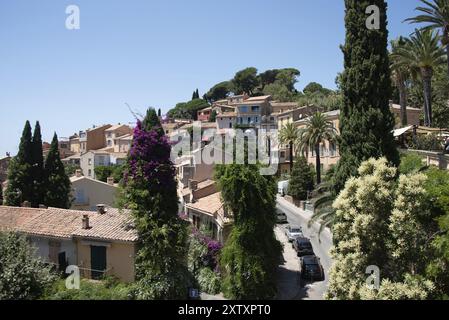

left=293, top=237, right=314, bottom=257
left=276, top=209, right=288, bottom=224
left=299, top=255, right=325, bottom=281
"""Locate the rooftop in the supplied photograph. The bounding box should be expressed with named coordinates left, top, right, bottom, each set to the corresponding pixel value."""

left=186, top=192, right=223, bottom=215
left=0, top=206, right=137, bottom=242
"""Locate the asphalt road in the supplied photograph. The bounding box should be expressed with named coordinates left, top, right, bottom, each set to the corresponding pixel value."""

left=276, top=196, right=333, bottom=300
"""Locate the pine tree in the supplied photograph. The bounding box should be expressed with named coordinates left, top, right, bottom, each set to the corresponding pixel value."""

left=43, top=133, right=71, bottom=209
left=333, top=0, right=399, bottom=194
left=31, top=121, right=44, bottom=207
left=288, top=157, right=314, bottom=201
left=4, top=121, right=34, bottom=206
left=121, top=108, right=191, bottom=299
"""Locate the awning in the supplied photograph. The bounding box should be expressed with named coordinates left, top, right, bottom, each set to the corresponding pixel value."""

left=393, top=126, right=413, bottom=137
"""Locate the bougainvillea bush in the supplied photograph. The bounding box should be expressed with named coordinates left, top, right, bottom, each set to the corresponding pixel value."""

left=119, top=108, right=192, bottom=300
left=187, top=227, right=223, bottom=295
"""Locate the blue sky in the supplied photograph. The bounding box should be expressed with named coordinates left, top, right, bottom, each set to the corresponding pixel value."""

left=0, top=0, right=421, bottom=156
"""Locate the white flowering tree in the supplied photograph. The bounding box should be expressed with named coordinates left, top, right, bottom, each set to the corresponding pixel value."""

left=326, top=158, right=435, bottom=300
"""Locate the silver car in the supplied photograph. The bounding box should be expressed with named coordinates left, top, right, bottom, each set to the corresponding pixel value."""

left=285, top=225, right=303, bottom=242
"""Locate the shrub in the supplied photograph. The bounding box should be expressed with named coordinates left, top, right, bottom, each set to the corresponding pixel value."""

left=411, top=134, right=443, bottom=152
left=0, top=232, right=56, bottom=300
left=44, top=278, right=131, bottom=300
left=399, top=153, right=426, bottom=175
left=288, top=157, right=314, bottom=200
left=197, top=268, right=221, bottom=295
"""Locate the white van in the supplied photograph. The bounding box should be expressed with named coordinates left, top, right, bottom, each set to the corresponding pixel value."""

left=278, top=180, right=289, bottom=196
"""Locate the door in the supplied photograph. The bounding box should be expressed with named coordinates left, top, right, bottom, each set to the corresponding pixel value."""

left=90, top=246, right=107, bottom=280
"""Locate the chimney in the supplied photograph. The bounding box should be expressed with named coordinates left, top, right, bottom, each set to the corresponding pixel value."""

left=75, top=169, right=82, bottom=178
left=82, top=215, right=90, bottom=229
left=107, top=177, right=114, bottom=185
left=188, top=179, right=198, bottom=191
left=96, top=204, right=107, bottom=214
left=189, top=180, right=199, bottom=203
left=22, top=201, right=31, bottom=208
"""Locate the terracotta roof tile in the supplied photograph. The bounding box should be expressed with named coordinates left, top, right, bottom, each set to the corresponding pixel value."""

left=0, top=206, right=138, bottom=242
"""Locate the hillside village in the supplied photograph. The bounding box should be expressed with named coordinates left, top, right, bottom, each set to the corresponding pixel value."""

left=2, top=0, right=449, bottom=302
left=1, top=90, right=448, bottom=285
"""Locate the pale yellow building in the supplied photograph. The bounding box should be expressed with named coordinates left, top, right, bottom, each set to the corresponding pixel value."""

left=0, top=205, right=137, bottom=283
left=70, top=171, right=119, bottom=211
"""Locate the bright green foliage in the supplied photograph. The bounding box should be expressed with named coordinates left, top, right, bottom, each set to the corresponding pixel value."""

left=288, top=157, right=314, bottom=201
left=399, top=152, right=426, bottom=174
left=31, top=121, right=44, bottom=207
left=94, top=165, right=125, bottom=183
left=43, top=133, right=72, bottom=209
left=392, top=29, right=446, bottom=127
left=410, top=133, right=444, bottom=151
left=45, top=277, right=131, bottom=300
left=232, top=67, right=259, bottom=95
left=167, top=99, right=210, bottom=120
left=204, top=81, right=232, bottom=102
left=197, top=268, right=221, bottom=295
left=405, top=0, right=449, bottom=77
left=63, top=163, right=81, bottom=177
left=333, top=0, right=399, bottom=194
left=209, top=110, right=217, bottom=122
left=279, top=122, right=300, bottom=173
left=4, top=121, right=34, bottom=206
left=303, top=82, right=333, bottom=96
left=0, top=232, right=56, bottom=300
left=297, top=112, right=338, bottom=184
left=326, top=158, right=436, bottom=300
left=217, top=164, right=282, bottom=300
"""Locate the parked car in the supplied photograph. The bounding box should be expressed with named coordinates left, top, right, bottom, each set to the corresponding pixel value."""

left=276, top=209, right=288, bottom=224
left=285, top=225, right=303, bottom=242
left=299, top=255, right=325, bottom=281
left=278, top=180, right=289, bottom=196
left=293, top=237, right=314, bottom=257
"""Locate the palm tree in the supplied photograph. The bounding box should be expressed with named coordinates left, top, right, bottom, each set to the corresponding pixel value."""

left=390, top=37, right=410, bottom=127
left=392, top=29, right=446, bottom=127
left=405, top=0, right=449, bottom=76
left=297, top=112, right=338, bottom=185
left=279, top=122, right=299, bottom=173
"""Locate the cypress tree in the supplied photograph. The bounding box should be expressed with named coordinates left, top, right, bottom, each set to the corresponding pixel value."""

left=4, top=121, right=34, bottom=206
left=288, top=157, right=314, bottom=201
left=0, top=182, right=3, bottom=205
left=31, top=121, right=44, bottom=207
left=333, top=0, right=399, bottom=194
left=195, top=89, right=200, bottom=99
left=121, top=108, right=191, bottom=299
left=217, top=164, right=282, bottom=299
left=43, top=133, right=71, bottom=209
left=157, top=108, right=162, bottom=117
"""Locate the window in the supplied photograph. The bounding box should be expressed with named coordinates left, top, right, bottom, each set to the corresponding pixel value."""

left=88, top=169, right=92, bottom=177
left=255, top=117, right=259, bottom=123
left=229, top=123, right=232, bottom=128
left=107, top=132, right=112, bottom=138
left=251, top=106, right=260, bottom=112
left=98, top=156, right=105, bottom=166
left=88, top=158, right=92, bottom=165
left=240, top=106, right=248, bottom=113
left=107, top=140, right=112, bottom=147
left=248, top=117, right=251, bottom=123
